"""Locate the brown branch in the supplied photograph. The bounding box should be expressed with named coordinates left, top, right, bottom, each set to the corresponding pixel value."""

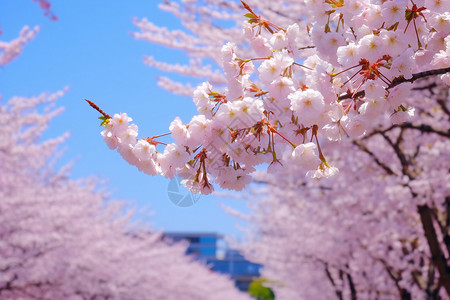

left=346, top=272, right=357, bottom=300
left=361, top=125, right=396, bottom=140
left=298, top=45, right=315, bottom=50
left=338, top=90, right=364, bottom=101
left=353, top=140, right=397, bottom=176
left=378, top=131, right=416, bottom=179
left=436, top=86, right=450, bottom=118
left=411, top=82, right=437, bottom=92
left=85, top=99, right=111, bottom=119
left=381, top=134, right=414, bottom=178
left=438, top=99, right=450, bottom=118
left=395, top=127, right=404, bottom=149
left=445, top=196, right=450, bottom=258
left=418, top=205, right=450, bottom=297
left=363, top=121, right=449, bottom=144
left=397, top=123, right=450, bottom=139
left=378, top=258, right=412, bottom=300
left=324, top=265, right=344, bottom=300
left=389, top=67, right=450, bottom=89
left=338, top=67, right=450, bottom=101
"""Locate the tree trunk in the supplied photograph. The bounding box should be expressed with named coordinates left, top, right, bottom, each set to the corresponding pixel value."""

left=418, top=205, right=450, bottom=296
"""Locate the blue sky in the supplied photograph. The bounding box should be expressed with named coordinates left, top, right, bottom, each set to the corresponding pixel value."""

left=0, top=0, right=249, bottom=239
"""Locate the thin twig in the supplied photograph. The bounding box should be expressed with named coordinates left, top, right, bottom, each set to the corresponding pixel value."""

left=85, top=99, right=111, bottom=119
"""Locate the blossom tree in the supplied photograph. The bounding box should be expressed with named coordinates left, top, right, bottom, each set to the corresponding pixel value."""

left=91, top=0, right=450, bottom=194
left=87, top=0, right=450, bottom=298
left=0, top=25, right=39, bottom=66
left=239, top=77, right=449, bottom=299
left=1, top=91, right=253, bottom=299
left=0, top=8, right=251, bottom=300
left=132, top=0, right=310, bottom=96
left=0, top=0, right=56, bottom=65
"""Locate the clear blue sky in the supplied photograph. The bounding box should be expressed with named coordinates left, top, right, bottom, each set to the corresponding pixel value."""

left=0, top=0, right=249, bottom=239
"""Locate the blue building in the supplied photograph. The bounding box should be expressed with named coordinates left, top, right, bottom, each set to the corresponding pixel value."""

left=163, top=232, right=262, bottom=291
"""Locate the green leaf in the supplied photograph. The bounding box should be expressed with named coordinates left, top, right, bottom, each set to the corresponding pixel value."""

left=244, top=13, right=255, bottom=19
left=398, top=104, right=408, bottom=112
left=405, top=10, right=414, bottom=22
left=387, top=22, right=399, bottom=31
left=98, top=116, right=110, bottom=127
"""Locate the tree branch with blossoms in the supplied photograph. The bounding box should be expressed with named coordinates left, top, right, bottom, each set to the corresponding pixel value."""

left=349, top=80, right=450, bottom=296
left=98, top=1, right=450, bottom=297
left=239, top=75, right=449, bottom=298
left=89, top=0, right=450, bottom=197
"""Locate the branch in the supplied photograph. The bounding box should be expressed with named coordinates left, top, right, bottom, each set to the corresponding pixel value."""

left=411, top=82, right=437, bottom=93
left=389, top=67, right=450, bottom=89
left=338, top=90, right=364, bottom=101
left=324, top=264, right=344, bottom=300
left=363, top=120, right=449, bottom=145
left=437, top=99, right=450, bottom=118
left=444, top=196, right=450, bottom=260
left=396, top=123, right=450, bottom=139
left=352, top=140, right=397, bottom=176
left=378, top=258, right=412, bottom=300
left=345, top=271, right=357, bottom=300
left=85, top=99, right=111, bottom=119
left=418, top=204, right=450, bottom=297
left=436, top=85, right=450, bottom=118
left=338, top=67, right=450, bottom=101
left=377, top=131, right=415, bottom=179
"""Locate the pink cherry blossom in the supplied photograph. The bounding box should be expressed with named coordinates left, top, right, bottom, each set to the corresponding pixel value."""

left=94, top=0, right=450, bottom=203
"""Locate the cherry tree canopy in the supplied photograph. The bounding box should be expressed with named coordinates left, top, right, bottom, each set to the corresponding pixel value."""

left=0, top=10, right=251, bottom=300
left=132, top=0, right=310, bottom=96
left=0, top=90, right=253, bottom=299
left=239, top=79, right=450, bottom=299
left=87, top=0, right=450, bottom=298
left=91, top=0, right=450, bottom=194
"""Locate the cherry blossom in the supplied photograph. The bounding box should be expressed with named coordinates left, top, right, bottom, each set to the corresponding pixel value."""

left=238, top=79, right=450, bottom=299
left=0, top=8, right=250, bottom=299
left=0, top=25, right=39, bottom=66
left=85, top=1, right=450, bottom=298
left=91, top=0, right=450, bottom=195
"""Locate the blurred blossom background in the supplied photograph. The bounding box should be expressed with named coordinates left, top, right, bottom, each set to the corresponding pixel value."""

left=0, top=0, right=248, bottom=238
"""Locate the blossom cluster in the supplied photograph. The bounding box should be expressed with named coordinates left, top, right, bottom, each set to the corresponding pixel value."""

left=0, top=92, right=251, bottom=300
left=0, top=4, right=251, bottom=297
left=96, top=0, right=450, bottom=194
left=240, top=79, right=450, bottom=298
left=0, top=25, right=40, bottom=66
